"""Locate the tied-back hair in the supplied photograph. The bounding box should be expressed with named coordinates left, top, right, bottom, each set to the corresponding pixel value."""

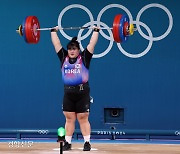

left=67, top=37, right=80, bottom=50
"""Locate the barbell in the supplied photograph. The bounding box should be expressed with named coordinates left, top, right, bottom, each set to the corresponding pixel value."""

left=16, top=14, right=136, bottom=44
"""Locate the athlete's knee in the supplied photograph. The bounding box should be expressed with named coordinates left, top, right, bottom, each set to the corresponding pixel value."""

left=77, top=112, right=89, bottom=122
left=63, top=112, right=76, bottom=122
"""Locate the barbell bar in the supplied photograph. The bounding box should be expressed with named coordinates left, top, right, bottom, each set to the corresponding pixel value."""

left=35, top=26, right=113, bottom=31
left=16, top=15, right=136, bottom=44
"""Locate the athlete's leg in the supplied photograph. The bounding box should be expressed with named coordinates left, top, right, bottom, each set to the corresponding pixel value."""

left=77, top=112, right=91, bottom=139
left=63, top=111, right=76, bottom=143
left=77, top=112, right=91, bottom=151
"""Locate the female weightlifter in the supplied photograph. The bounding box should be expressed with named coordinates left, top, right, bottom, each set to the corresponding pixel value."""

left=51, top=26, right=99, bottom=151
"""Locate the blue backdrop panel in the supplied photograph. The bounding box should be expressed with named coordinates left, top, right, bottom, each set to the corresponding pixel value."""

left=0, top=0, right=179, bottom=131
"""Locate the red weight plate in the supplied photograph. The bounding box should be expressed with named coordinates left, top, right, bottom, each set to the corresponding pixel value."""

left=26, top=16, right=33, bottom=43
left=26, top=16, right=37, bottom=43
left=112, top=15, right=120, bottom=42
left=123, top=22, right=129, bottom=36
left=22, top=16, right=28, bottom=43
left=25, top=16, right=40, bottom=44
left=31, top=16, right=40, bottom=43
left=24, top=16, right=32, bottom=43
left=112, top=14, right=122, bottom=43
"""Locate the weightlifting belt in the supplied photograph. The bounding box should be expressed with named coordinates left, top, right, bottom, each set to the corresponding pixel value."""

left=64, top=82, right=89, bottom=92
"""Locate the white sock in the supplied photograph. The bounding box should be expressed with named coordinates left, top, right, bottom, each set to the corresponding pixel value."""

left=65, top=136, right=72, bottom=144
left=83, top=135, right=90, bottom=143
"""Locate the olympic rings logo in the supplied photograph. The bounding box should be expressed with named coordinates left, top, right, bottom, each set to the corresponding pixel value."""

left=58, top=3, right=173, bottom=58
left=37, top=130, right=49, bottom=135
left=175, top=131, right=180, bottom=136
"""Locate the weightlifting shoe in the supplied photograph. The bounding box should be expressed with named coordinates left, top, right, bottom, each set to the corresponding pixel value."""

left=83, top=141, right=91, bottom=151
left=62, top=141, right=71, bottom=151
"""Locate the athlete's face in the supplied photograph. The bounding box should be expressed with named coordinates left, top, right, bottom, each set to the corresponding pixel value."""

left=68, top=47, right=80, bottom=58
